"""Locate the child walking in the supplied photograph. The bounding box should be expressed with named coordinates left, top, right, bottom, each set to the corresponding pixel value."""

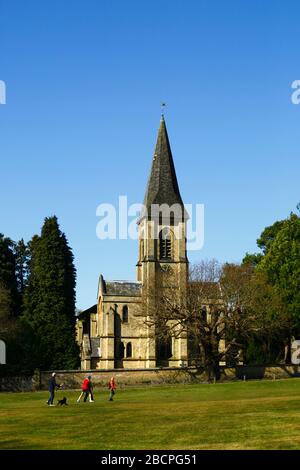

left=108, top=376, right=116, bottom=401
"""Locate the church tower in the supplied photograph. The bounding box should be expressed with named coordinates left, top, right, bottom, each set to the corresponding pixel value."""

left=137, top=115, right=188, bottom=289
left=137, top=115, right=189, bottom=367
left=77, top=115, right=189, bottom=370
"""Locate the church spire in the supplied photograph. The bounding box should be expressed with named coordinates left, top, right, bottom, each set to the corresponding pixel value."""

left=143, top=117, right=184, bottom=216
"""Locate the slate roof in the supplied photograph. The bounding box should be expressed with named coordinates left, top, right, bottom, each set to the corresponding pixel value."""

left=104, top=280, right=142, bottom=297
left=143, top=116, right=186, bottom=219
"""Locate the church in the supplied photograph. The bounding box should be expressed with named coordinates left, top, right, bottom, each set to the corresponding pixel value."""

left=76, top=116, right=189, bottom=370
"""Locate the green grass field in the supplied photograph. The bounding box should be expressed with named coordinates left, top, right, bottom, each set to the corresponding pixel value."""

left=1, top=379, right=300, bottom=450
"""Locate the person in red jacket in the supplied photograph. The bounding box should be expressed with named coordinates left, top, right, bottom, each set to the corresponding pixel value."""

left=108, top=376, right=116, bottom=401
left=77, top=376, right=94, bottom=403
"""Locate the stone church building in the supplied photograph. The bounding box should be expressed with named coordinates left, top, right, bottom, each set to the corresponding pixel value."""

left=77, top=116, right=189, bottom=370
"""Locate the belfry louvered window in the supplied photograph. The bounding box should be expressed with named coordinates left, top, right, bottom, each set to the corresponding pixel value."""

left=159, top=228, right=172, bottom=260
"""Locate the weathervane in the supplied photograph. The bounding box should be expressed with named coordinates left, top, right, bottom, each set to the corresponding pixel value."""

left=161, top=102, right=166, bottom=117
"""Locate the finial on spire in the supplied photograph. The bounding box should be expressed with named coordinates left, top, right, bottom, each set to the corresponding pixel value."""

left=161, top=102, right=166, bottom=119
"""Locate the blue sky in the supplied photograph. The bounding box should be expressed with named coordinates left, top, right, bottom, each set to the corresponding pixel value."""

left=1, top=0, right=300, bottom=309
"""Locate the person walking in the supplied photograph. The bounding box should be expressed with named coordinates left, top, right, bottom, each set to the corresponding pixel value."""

left=108, top=376, right=116, bottom=401
left=77, top=375, right=94, bottom=403
left=47, top=372, right=61, bottom=406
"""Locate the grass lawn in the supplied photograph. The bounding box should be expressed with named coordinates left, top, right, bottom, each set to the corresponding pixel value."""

left=1, top=379, right=300, bottom=450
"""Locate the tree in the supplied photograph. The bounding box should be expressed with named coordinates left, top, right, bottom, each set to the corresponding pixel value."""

left=242, top=220, right=285, bottom=266
left=0, top=282, right=13, bottom=319
left=258, top=213, right=300, bottom=330
left=143, top=260, right=287, bottom=380
left=14, top=238, right=30, bottom=296
left=0, top=313, right=35, bottom=377
left=242, top=211, right=300, bottom=361
left=222, top=264, right=290, bottom=365
left=242, top=253, right=263, bottom=267
left=0, top=234, right=18, bottom=317
left=0, top=234, right=36, bottom=376
left=256, top=220, right=286, bottom=254
left=22, top=216, right=80, bottom=370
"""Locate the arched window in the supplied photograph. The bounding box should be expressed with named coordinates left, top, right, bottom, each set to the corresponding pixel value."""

left=122, top=305, right=128, bottom=323
left=159, top=228, right=172, bottom=260
left=126, top=342, right=132, bottom=358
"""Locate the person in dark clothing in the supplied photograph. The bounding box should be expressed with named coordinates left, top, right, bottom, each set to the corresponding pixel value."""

left=47, top=372, right=61, bottom=406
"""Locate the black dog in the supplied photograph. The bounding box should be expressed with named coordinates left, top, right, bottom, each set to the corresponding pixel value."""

left=57, top=397, right=68, bottom=406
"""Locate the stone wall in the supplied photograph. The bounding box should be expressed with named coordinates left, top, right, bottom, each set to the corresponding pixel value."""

left=40, top=367, right=198, bottom=390
left=39, top=364, right=300, bottom=390
left=0, top=370, right=41, bottom=392
left=2, top=365, right=300, bottom=392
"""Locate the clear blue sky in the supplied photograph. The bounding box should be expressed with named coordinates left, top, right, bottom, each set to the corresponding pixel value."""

left=1, top=0, right=300, bottom=309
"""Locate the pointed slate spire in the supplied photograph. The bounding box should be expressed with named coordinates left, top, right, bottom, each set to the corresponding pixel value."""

left=143, top=116, right=185, bottom=219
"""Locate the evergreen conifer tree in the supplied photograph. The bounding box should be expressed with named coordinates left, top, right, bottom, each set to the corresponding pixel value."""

left=0, top=234, right=18, bottom=317
left=23, top=217, right=80, bottom=370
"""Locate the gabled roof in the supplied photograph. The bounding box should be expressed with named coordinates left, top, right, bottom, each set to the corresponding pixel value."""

left=98, top=274, right=142, bottom=298
left=104, top=280, right=142, bottom=297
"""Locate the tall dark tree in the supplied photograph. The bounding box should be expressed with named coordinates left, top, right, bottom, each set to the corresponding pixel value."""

left=14, top=238, right=30, bottom=296
left=0, top=234, right=18, bottom=317
left=0, top=234, right=34, bottom=376
left=23, top=217, right=80, bottom=370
